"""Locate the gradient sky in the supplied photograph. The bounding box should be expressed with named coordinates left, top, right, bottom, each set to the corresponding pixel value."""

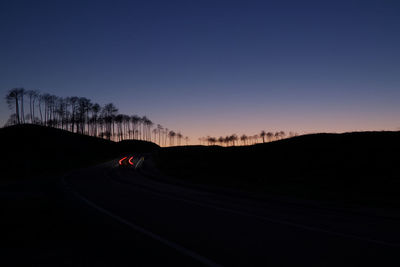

left=1, top=0, right=400, bottom=143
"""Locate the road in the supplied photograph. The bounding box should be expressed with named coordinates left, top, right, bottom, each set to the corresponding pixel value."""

left=63, top=155, right=400, bottom=266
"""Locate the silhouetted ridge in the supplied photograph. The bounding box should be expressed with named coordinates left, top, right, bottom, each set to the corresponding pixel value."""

left=155, top=131, right=400, bottom=207
left=5, top=88, right=189, bottom=146
left=0, top=124, right=159, bottom=179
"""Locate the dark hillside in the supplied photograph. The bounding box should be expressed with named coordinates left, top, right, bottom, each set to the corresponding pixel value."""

left=154, top=131, right=400, bottom=207
left=0, top=124, right=159, bottom=180
left=117, top=139, right=159, bottom=154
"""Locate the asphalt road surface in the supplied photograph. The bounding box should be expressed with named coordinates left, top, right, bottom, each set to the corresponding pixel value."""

left=62, top=156, right=400, bottom=266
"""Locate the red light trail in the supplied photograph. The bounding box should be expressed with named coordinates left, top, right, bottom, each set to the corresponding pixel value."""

left=119, top=156, right=128, bottom=165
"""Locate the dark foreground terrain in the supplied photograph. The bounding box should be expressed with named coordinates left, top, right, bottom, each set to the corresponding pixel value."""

left=155, top=131, right=400, bottom=208
left=1, top=125, right=400, bottom=266
left=0, top=124, right=159, bottom=181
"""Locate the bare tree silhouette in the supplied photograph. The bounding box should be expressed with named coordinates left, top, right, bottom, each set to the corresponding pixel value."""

left=91, top=103, right=101, bottom=137
left=102, top=103, right=118, bottom=140
left=5, top=88, right=188, bottom=146
left=207, top=136, right=217, bottom=146
left=19, top=88, right=26, bottom=123
left=145, top=118, right=154, bottom=142
left=5, top=88, right=22, bottom=124
left=130, top=115, right=140, bottom=139
left=240, top=134, right=248, bottom=145
left=152, top=128, right=157, bottom=143
left=274, top=132, right=280, bottom=140
left=252, top=134, right=259, bottom=144
left=164, top=129, right=169, bottom=146
left=26, top=90, right=37, bottom=123
left=177, top=132, right=183, bottom=146
left=223, top=136, right=230, bottom=146
left=157, top=124, right=163, bottom=145
left=218, top=136, right=224, bottom=146
left=279, top=131, right=286, bottom=139
left=233, top=134, right=239, bottom=146
left=115, top=114, right=123, bottom=141
left=260, top=130, right=266, bottom=143
left=199, top=130, right=293, bottom=146
left=67, top=96, right=78, bottom=132
left=267, top=132, right=274, bottom=142
left=168, top=130, right=176, bottom=146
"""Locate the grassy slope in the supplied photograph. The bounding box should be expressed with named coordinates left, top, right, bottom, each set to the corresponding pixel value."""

left=154, top=132, right=400, bottom=208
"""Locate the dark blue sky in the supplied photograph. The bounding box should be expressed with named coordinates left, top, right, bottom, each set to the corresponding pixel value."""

left=1, top=0, right=400, bottom=142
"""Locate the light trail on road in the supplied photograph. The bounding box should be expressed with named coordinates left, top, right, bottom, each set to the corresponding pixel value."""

left=119, top=157, right=128, bottom=165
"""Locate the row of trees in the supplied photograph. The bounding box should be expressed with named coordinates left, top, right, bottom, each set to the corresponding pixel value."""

left=199, top=130, right=298, bottom=146
left=5, top=88, right=189, bottom=146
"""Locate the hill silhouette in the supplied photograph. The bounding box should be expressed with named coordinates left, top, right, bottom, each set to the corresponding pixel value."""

left=154, top=131, right=400, bottom=207
left=0, top=124, right=159, bottom=180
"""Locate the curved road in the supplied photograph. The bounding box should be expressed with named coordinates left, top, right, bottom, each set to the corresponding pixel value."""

left=63, top=155, right=400, bottom=266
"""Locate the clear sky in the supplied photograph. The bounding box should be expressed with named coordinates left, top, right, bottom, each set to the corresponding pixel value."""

left=1, top=0, right=400, bottom=143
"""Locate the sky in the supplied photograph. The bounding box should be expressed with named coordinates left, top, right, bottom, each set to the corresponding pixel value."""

left=1, top=0, right=400, bottom=144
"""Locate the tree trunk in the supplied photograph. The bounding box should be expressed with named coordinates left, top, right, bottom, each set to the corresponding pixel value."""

left=15, top=97, right=20, bottom=124
left=20, top=94, right=25, bottom=123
